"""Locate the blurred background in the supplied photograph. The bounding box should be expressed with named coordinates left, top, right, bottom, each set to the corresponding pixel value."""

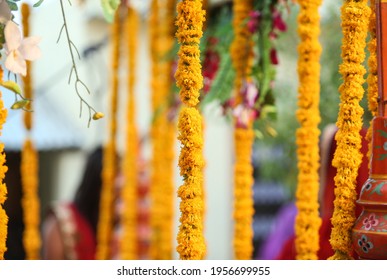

left=0, top=0, right=371, bottom=259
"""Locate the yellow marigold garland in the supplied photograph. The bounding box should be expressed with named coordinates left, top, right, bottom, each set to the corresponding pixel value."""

left=230, top=0, right=253, bottom=97
left=19, top=3, right=41, bottom=260
left=175, top=0, right=206, bottom=260
left=328, top=0, right=370, bottom=260
left=366, top=0, right=378, bottom=163
left=96, top=9, right=121, bottom=260
left=230, top=0, right=255, bottom=260
left=157, top=0, right=177, bottom=260
left=0, top=65, right=8, bottom=260
left=119, top=6, right=139, bottom=260
left=294, top=0, right=322, bottom=260
left=149, top=0, right=164, bottom=260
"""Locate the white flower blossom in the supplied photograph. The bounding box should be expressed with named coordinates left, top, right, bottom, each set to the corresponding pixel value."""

left=4, top=21, right=41, bottom=76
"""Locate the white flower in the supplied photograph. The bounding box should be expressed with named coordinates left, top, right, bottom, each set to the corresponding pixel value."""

left=4, top=21, right=41, bottom=76
left=0, top=0, right=12, bottom=24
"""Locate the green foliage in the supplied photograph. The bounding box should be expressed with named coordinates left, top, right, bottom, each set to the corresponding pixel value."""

left=200, top=4, right=235, bottom=108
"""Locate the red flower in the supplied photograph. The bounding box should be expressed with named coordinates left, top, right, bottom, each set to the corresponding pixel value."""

left=272, top=9, right=287, bottom=32
left=270, top=48, right=279, bottom=65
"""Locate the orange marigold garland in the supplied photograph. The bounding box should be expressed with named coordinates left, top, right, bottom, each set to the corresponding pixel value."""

left=158, top=0, right=177, bottom=260
left=149, top=0, right=164, bottom=260
left=119, top=6, right=139, bottom=260
left=0, top=65, right=8, bottom=260
left=230, top=0, right=255, bottom=260
left=175, top=0, right=206, bottom=260
left=19, top=3, right=41, bottom=260
left=294, top=0, right=322, bottom=260
left=329, top=0, right=370, bottom=260
left=96, top=9, right=122, bottom=260
left=366, top=0, right=378, bottom=163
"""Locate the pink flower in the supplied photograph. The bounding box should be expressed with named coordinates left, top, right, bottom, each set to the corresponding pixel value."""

left=247, top=10, right=261, bottom=33
left=4, top=21, right=41, bottom=76
left=272, top=9, right=287, bottom=32
left=233, top=104, right=257, bottom=128
left=363, top=213, right=379, bottom=231
left=244, top=82, right=258, bottom=108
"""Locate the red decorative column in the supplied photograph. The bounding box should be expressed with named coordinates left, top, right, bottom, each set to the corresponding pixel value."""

left=352, top=0, right=387, bottom=259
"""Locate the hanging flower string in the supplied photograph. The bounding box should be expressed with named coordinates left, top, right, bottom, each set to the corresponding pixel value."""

left=119, top=6, right=139, bottom=260
left=158, top=0, right=177, bottom=260
left=294, top=0, right=322, bottom=260
left=96, top=9, right=122, bottom=260
left=366, top=0, right=378, bottom=163
left=0, top=65, right=8, bottom=260
left=175, top=0, right=206, bottom=260
left=20, top=3, right=41, bottom=260
left=230, top=0, right=255, bottom=260
left=149, top=0, right=164, bottom=260
left=329, top=0, right=370, bottom=260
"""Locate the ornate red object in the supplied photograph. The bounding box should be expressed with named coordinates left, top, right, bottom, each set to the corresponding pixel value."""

left=352, top=0, right=387, bottom=259
left=352, top=117, right=387, bottom=259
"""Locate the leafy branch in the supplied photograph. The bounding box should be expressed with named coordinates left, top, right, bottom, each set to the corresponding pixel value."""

left=58, top=0, right=103, bottom=126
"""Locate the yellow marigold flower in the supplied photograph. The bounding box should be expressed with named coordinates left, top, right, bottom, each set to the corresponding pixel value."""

left=294, top=0, right=323, bottom=260
left=329, top=0, right=370, bottom=260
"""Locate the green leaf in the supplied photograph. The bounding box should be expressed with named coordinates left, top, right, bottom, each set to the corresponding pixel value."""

left=33, top=0, right=45, bottom=8
left=0, top=80, right=22, bottom=95
left=100, top=0, right=120, bottom=23
left=6, top=1, right=18, bottom=11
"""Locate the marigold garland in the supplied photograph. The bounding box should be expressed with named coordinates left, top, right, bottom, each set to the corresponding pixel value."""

left=157, top=0, right=177, bottom=260
left=20, top=139, right=40, bottom=260
left=19, top=3, right=41, bottom=260
left=293, top=0, right=322, bottom=260
left=230, top=0, right=253, bottom=98
left=119, top=6, right=139, bottom=260
left=230, top=0, right=255, bottom=260
left=328, top=0, right=370, bottom=260
left=175, top=0, right=206, bottom=260
left=96, top=9, right=121, bottom=260
left=366, top=0, right=378, bottom=163
left=149, top=0, right=164, bottom=260
left=0, top=65, right=8, bottom=260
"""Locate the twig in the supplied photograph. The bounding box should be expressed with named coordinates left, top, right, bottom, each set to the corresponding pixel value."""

left=58, top=0, right=100, bottom=127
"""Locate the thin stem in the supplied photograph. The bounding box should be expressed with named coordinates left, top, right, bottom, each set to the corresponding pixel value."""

left=59, top=0, right=100, bottom=126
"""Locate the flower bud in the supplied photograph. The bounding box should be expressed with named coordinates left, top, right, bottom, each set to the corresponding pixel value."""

left=11, top=99, right=30, bottom=110
left=93, top=112, right=104, bottom=120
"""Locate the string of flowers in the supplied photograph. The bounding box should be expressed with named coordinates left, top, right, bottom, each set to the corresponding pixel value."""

left=329, top=0, right=370, bottom=260
left=230, top=0, right=255, bottom=260
left=294, top=0, right=322, bottom=260
left=366, top=0, right=378, bottom=163
left=149, top=0, right=164, bottom=260
left=20, top=3, right=41, bottom=260
left=157, top=0, right=177, bottom=260
left=175, top=0, right=206, bottom=260
left=96, top=8, right=122, bottom=260
left=0, top=65, right=8, bottom=260
left=119, top=6, right=139, bottom=260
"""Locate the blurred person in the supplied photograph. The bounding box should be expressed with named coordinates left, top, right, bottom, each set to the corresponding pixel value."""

left=42, top=146, right=119, bottom=260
